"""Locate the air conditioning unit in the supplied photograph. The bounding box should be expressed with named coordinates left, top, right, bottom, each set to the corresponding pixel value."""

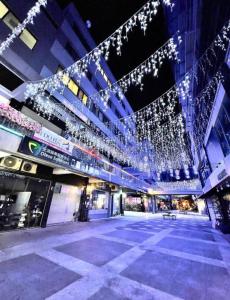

left=21, top=161, right=37, bottom=174
left=0, top=156, right=22, bottom=170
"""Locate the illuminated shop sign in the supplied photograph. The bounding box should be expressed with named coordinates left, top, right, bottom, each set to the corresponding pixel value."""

left=18, top=136, right=99, bottom=176
left=34, top=127, right=73, bottom=155
left=18, top=136, right=77, bottom=169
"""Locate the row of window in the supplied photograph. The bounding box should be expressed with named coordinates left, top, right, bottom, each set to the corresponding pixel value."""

left=59, top=69, right=126, bottom=144
left=0, top=1, right=37, bottom=50
left=58, top=66, right=88, bottom=106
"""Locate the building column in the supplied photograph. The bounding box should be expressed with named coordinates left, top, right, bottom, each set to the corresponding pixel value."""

left=78, top=186, right=89, bottom=222
left=120, top=192, right=124, bottom=216
left=206, top=197, right=216, bottom=228
left=107, top=188, right=113, bottom=217
left=41, top=181, right=55, bottom=228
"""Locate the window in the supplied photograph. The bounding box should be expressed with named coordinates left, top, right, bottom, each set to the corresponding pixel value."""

left=0, top=1, right=8, bottom=19
left=1, top=7, right=37, bottom=49
left=82, top=94, right=88, bottom=105
left=57, top=66, right=88, bottom=106
left=62, top=73, right=70, bottom=85
left=3, top=12, right=19, bottom=30
left=68, top=79, right=78, bottom=95
left=0, top=63, right=23, bottom=90
left=78, top=89, right=84, bottom=100
left=19, top=28, right=37, bottom=49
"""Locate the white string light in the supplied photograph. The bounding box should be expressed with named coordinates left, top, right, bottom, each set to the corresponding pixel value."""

left=88, top=34, right=181, bottom=107
left=0, top=0, right=47, bottom=56
left=25, top=0, right=174, bottom=99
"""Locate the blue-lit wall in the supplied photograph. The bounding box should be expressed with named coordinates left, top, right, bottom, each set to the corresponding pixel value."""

left=0, top=0, right=147, bottom=191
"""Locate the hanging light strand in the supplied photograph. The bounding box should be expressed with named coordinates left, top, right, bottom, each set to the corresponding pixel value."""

left=25, top=0, right=174, bottom=99
left=0, top=0, right=47, bottom=56
left=88, top=34, right=181, bottom=107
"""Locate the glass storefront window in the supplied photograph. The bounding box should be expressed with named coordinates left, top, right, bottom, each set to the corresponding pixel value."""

left=0, top=171, right=51, bottom=230
left=89, top=190, right=109, bottom=211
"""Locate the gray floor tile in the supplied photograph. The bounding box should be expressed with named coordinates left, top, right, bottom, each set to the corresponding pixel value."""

left=157, top=236, right=222, bottom=260
left=121, top=251, right=230, bottom=300
left=104, top=229, right=152, bottom=243
left=170, top=229, right=215, bottom=241
left=55, top=237, right=131, bottom=266
left=0, top=254, right=80, bottom=300
left=88, top=287, right=130, bottom=300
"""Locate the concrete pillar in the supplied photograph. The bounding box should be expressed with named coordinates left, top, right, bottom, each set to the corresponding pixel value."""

left=107, top=191, right=113, bottom=217
left=206, top=198, right=216, bottom=228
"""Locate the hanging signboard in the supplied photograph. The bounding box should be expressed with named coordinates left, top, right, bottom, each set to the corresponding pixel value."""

left=34, top=127, right=73, bottom=155
left=18, top=136, right=77, bottom=169
left=18, top=136, right=100, bottom=177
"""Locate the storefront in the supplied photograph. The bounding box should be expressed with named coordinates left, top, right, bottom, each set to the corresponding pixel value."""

left=171, top=195, right=198, bottom=212
left=125, top=193, right=148, bottom=212
left=0, top=170, right=52, bottom=230
left=156, top=195, right=172, bottom=211
left=155, top=195, right=198, bottom=212
left=88, top=189, right=110, bottom=219
left=205, top=180, right=230, bottom=233
left=47, top=183, right=82, bottom=225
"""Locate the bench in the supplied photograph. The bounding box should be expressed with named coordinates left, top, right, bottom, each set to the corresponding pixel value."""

left=162, top=213, right=176, bottom=220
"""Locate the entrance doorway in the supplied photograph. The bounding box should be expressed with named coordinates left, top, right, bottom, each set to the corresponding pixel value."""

left=0, top=171, right=51, bottom=230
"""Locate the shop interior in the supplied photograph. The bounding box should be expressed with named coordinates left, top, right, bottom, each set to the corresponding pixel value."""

left=156, top=195, right=198, bottom=212
left=0, top=171, right=51, bottom=230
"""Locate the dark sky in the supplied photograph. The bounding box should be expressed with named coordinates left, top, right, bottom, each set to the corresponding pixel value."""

left=57, top=0, right=174, bottom=111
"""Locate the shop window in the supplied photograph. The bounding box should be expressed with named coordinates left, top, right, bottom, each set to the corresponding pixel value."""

left=0, top=171, right=51, bottom=231
left=2, top=11, right=37, bottom=49
left=0, top=1, right=8, bottom=19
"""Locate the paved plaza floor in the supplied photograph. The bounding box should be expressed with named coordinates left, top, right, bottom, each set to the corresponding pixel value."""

left=0, top=213, right=230, bottom=300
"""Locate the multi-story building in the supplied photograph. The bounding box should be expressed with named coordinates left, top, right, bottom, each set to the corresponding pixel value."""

left=165, top=0, right=230, bottom=232
left=0, top=0, right=151, bottom=230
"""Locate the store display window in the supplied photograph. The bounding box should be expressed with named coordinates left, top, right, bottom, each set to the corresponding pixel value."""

left=0, top=171, right=51, bottom=231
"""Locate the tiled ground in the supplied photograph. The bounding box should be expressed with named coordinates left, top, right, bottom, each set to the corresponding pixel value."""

left=0, top=213, right=230, bottom=300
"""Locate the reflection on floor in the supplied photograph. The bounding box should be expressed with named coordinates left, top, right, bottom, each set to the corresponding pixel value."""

left=0, top=213, right=230, bottom=300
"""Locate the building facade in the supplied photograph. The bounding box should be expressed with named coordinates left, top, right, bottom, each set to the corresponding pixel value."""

left=0, top=0, right=150, bottom=230
left=165, top=0, right=230, bottom=233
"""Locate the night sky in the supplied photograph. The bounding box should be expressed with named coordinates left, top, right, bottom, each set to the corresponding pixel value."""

left=57, top=0, right=175, bottom=111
